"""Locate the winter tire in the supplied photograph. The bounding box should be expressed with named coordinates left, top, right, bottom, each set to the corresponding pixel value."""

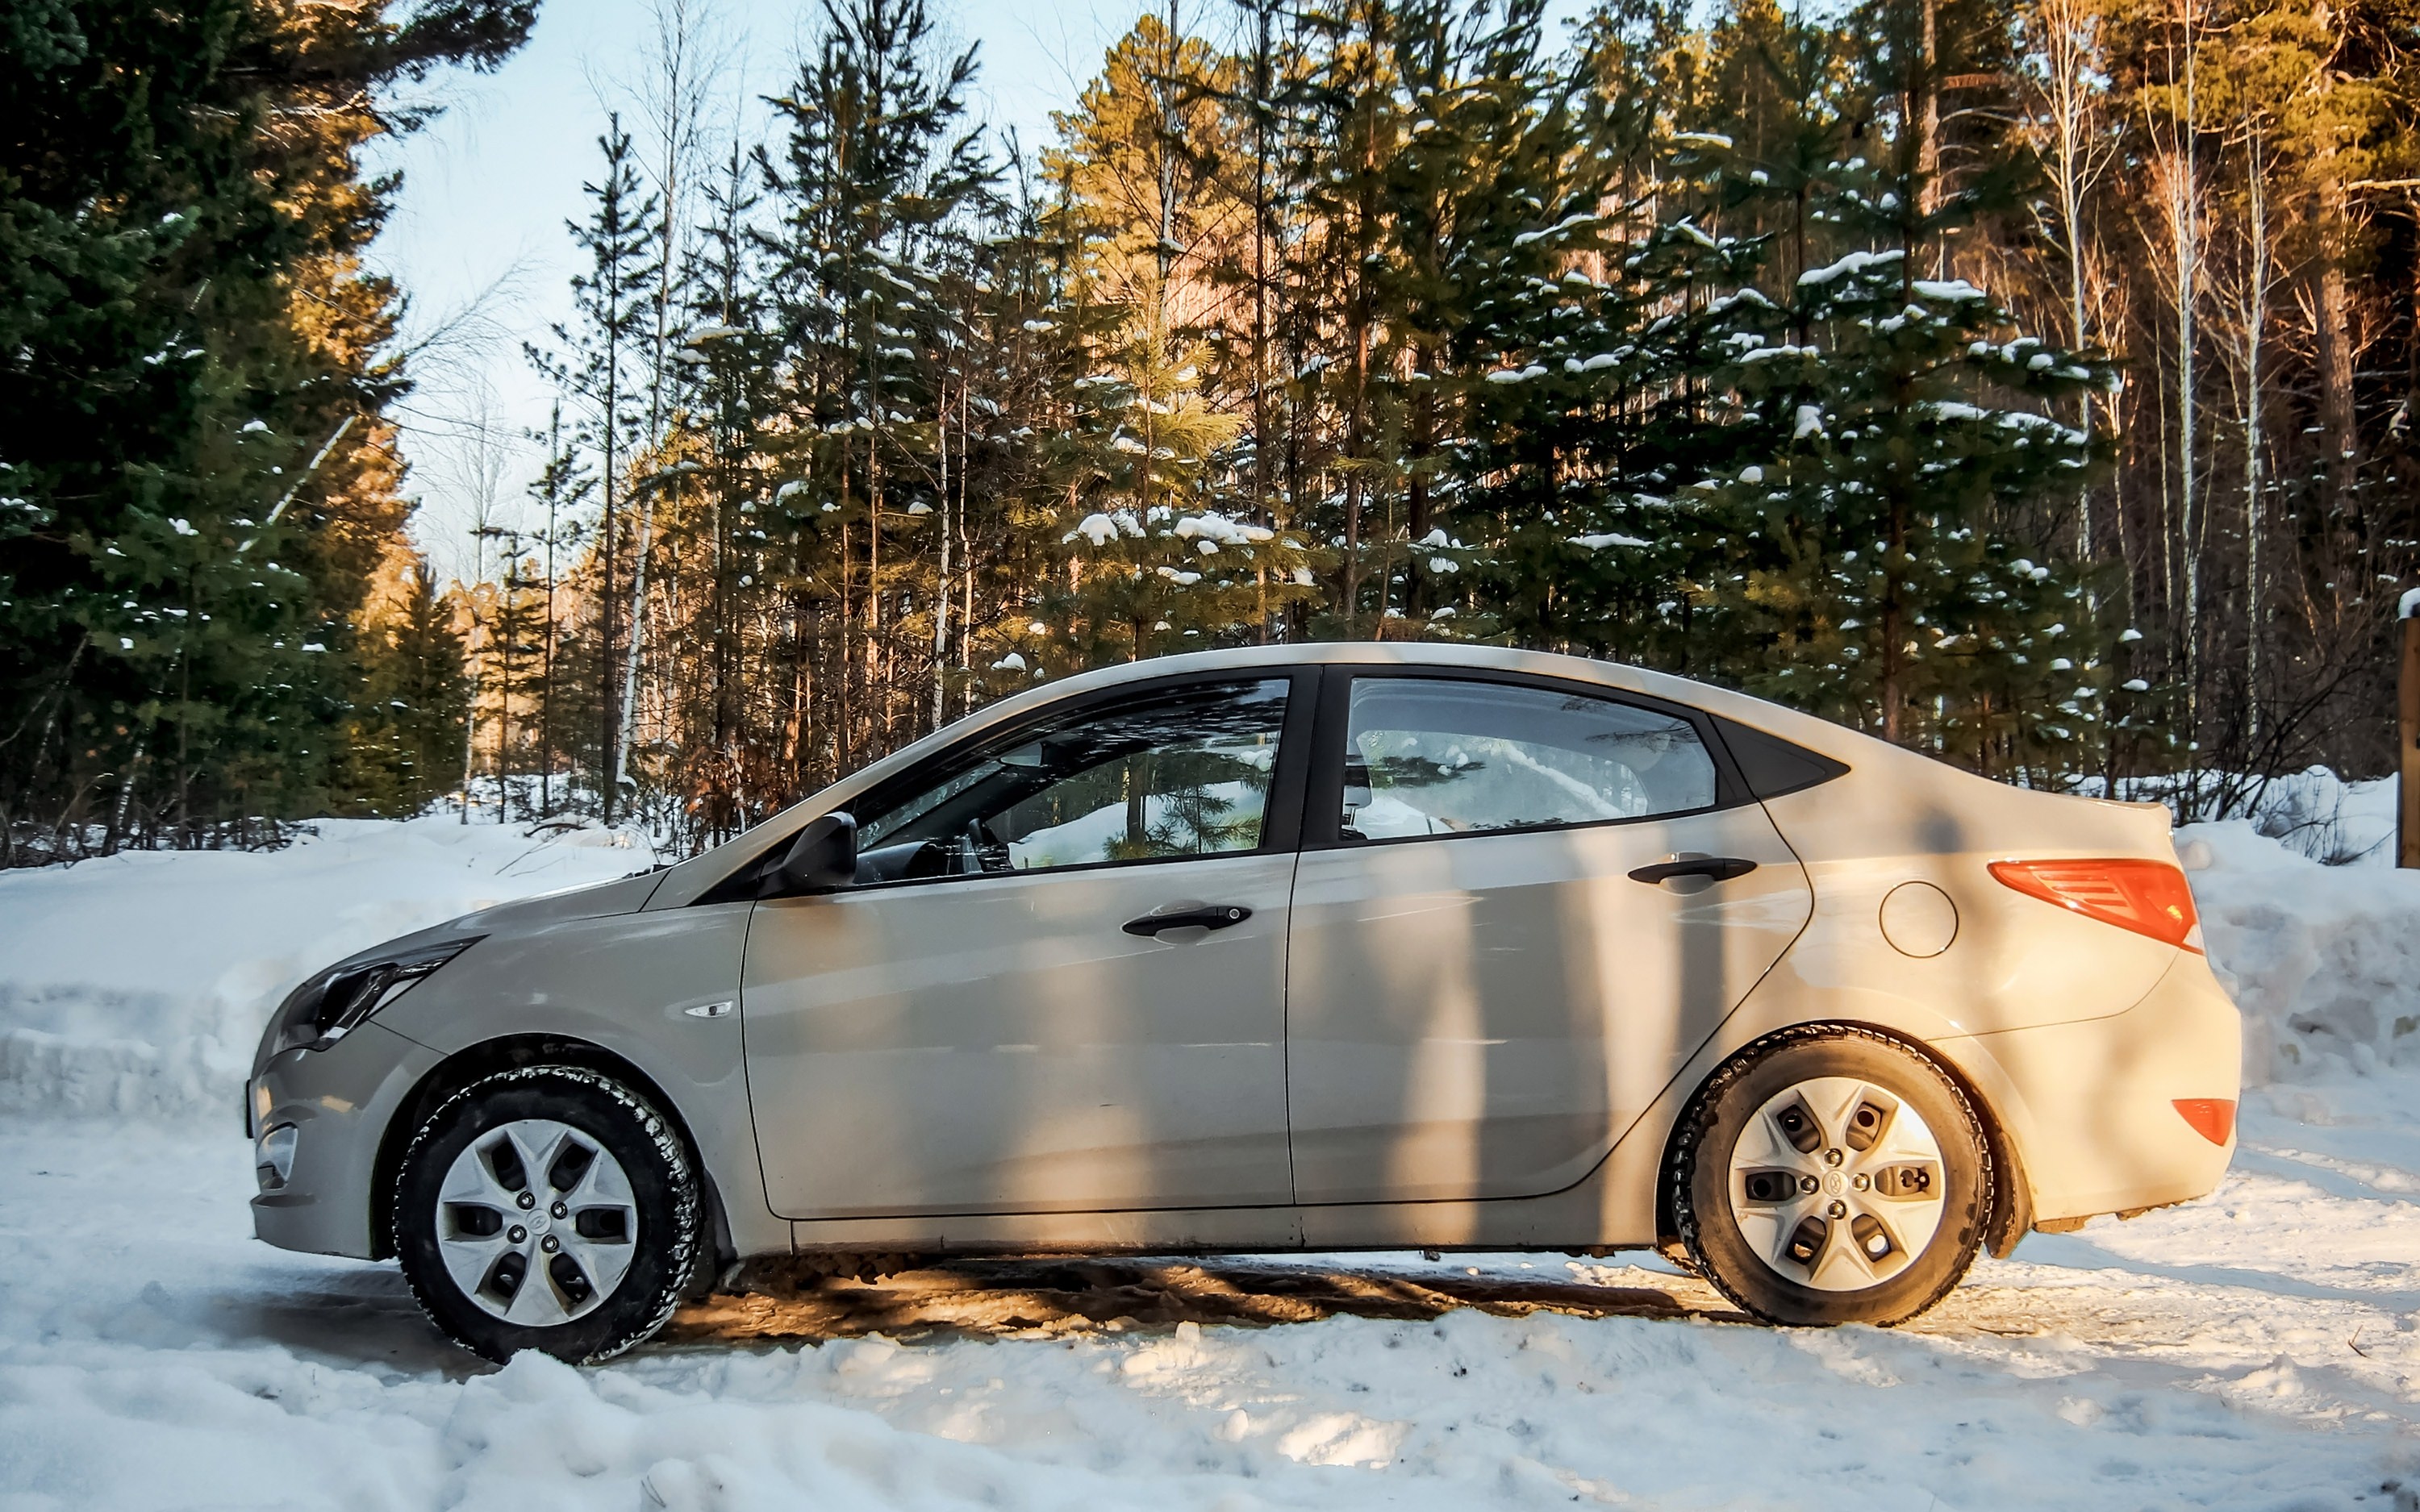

left=1671, top=1027, right=1990, bottom=1327
left=394, top=1065, right=699, bottom=1364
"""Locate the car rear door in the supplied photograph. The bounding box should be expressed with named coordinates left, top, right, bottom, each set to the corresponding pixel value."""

left=1283, top=669, right=1813, bottom=1205
left=741, top=671, right=1312, bottom=1219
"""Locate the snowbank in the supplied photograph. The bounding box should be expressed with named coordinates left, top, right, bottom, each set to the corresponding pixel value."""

left=0, top=817, right=652, bottom=1120
left=2178, top=814, right=2420, bottom=1084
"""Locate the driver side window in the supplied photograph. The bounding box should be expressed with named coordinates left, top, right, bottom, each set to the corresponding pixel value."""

left=855, top=678, right=1291, bottom=881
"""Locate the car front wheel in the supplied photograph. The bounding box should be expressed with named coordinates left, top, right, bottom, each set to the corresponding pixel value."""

left=393, top=1065, right=699, bottom=1363
left=1671, top=1027, right=1990, bottom=1327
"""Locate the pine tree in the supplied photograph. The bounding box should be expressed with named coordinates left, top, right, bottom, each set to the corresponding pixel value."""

left=1039, top=358, right=1317, bottom=669
left=484, top=0, right=2420, bottom=837
left=532, top=116, right=661, bottom=823
left=523, top=406, right=593, bottom=818
left=1700, top=156, right=2119, bottom=771
left=1385, top=0, right=1756, bottom=660
left=0, top=0, right=534, bottom=859
left=1040, top=9, right=1317, bottom=665
left=346, top=558, right=469, bottom=816
left=757, top=0, right=993, bottom=768
left=661, top=143, right=777, bottom=841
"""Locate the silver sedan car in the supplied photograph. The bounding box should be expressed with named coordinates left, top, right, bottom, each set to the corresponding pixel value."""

left=248, top=644, right=2242, bottom=1361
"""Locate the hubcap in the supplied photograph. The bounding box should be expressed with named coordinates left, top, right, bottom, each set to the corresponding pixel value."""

left=435, top=1118, right=637, bottom=1326
left=1726, top=1076, right=1947, bottom=1292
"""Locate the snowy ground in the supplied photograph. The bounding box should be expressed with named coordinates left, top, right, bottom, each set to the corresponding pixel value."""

left=4, top=803, right=2419, bottom=1509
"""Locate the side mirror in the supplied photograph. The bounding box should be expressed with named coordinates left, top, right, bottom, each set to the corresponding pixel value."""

left=769, top=812, right=858, bottom=896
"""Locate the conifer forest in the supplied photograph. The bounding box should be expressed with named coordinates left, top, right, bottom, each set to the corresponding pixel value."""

left=8, top=0, right=2420, bottom=863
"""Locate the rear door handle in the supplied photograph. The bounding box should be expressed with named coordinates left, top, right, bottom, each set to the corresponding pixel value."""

left=1122, top=905, right=1253, bottom=936
left=1627, top=856, right=1758, bottom=886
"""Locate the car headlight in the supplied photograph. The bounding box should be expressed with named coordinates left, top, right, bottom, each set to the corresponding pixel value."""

left=269, top=936, right=482, bottom=1056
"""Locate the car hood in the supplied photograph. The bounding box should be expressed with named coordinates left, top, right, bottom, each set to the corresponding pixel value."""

left=448, top=868, right=667, bottom=934
left=326, top=869, right=670, bottom=961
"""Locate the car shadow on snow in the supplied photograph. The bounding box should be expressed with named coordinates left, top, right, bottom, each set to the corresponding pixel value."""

left=223, top=1246, right=2341, bottom=1369
left=657, top=1255, right=1754, bottom=1347
left=227, top=1261, right=494, bottom=1378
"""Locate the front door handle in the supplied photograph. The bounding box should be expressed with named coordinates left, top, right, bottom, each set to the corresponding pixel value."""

left=1628, top=856, right=1758, bottom=886
left=1122, top=904, right=1253, bottom=937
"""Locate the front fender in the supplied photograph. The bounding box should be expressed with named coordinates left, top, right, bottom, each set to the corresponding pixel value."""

left=372, top=900, right=785, bottom=1256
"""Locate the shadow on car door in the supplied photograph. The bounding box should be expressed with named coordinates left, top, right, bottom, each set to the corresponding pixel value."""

left=1283, top=670, right=1814, bottom=1206
left=738, top=673, right=1313, bottom=1222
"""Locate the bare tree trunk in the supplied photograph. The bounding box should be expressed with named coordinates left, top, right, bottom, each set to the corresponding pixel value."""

left=599, top=376, right=621, bottom=823
left=2023, top=0, right=2117, bottom=558
left=461, top=613, right=481, bottom=826
left=2317, top=177, right=2360, bottom=495
left=866, top=435, right=885, bottom=751
left=540, top=408, right=561, bottom=818
left=933, top=374, right=951, bottom=731
left=837, top=501, right=853, bottom=771
left=1916, top=0, right=1941, bottom=224
left=1250, top=2, right=1275, bottom=643
left=2240, top=130, right=2272, bottom=737
left=616, top=482, right=656, bottom=810
left=498, top=568, right=515, bottom=823
left=959, top=383, right=973, bottom=719
left=2157, top=0, right=2202, bottom=738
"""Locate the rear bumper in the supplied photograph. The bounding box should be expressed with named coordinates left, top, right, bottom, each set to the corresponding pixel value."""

left=1935, top=952, right=2242, bottom=1226
left=248, top=1021, right=440, bottom=1259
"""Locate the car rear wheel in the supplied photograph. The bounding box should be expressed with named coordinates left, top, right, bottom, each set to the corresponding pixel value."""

left=1671, top=1028, right=1990, bottom=1327
left=393, top=1065, right=699, bottom=1364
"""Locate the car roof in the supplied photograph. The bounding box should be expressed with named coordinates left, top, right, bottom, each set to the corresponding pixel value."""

left=983, top=641, right=1811, bottom=728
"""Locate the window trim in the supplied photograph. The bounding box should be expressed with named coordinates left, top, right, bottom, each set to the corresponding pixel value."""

left=1300, top=665, right=1754, bottom=851
left=816, top=668, right=1319, bottom=894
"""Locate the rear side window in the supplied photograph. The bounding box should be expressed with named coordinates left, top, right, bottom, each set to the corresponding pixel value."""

left=1341, top=677, right=1717, bottom=840
left=1713, top=714, right=1850, bottom=798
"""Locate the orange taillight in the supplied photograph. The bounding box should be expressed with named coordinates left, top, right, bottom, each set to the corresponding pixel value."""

left=1988, top=857, right=2203, bottom=952
left=2172, top=1098, right=2236, bottom=1145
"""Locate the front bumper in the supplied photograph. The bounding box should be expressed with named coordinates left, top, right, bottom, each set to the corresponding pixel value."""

left=1937, top=951, right=2243, bottom=1226
left=248, top=1020, right=442, bottom=1259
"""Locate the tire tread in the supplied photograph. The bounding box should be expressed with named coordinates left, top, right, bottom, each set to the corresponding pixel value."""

left=392, top=1064, right=699, bottom=1364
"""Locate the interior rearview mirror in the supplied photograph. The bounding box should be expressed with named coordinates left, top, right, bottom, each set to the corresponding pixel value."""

left=770, top=811, right=858, bottom=896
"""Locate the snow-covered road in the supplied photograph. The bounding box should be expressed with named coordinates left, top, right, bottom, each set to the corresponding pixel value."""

left=3, top=810, right=2418, bottom=1509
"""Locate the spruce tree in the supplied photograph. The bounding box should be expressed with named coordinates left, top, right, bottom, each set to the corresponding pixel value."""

left=1697, top=153, right=2119, bottom=769
left=532, top=117, right=661, bottom=823
left=346, top=560, right=469, bottom=816
left=757, top=0, right=992, bottom=768
left=0, top=0, right=533, bottom=856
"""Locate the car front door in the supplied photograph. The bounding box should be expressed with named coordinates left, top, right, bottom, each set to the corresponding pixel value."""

left=1284, top=671, right=1813, bottom=1205
left=741, top=673, right=1311, bottom=1219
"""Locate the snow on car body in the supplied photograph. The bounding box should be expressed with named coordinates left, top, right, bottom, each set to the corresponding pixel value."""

left=245, top=643, right=2240, bottom=1360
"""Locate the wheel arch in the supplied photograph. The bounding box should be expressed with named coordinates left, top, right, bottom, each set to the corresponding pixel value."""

left=1653, top=1019, right=2032, bottom=1261
left=369, top=1034, right=737, bottom=1272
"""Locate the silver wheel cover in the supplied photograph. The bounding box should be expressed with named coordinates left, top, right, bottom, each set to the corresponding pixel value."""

left=1725, top=1076, right=1950, bottom=1293
left=435, top=1118, right=638, bottom=1326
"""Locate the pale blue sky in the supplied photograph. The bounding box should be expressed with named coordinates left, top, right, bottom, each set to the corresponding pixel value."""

left=374, top=0, right=1146, bottom=573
